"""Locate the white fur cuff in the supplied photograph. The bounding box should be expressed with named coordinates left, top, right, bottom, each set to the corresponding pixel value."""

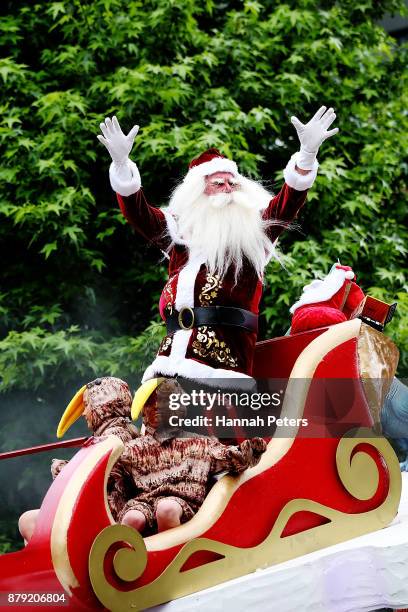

left=283, top=152, right=318, bottom=191
left=109, top=159, right=141, bottom=196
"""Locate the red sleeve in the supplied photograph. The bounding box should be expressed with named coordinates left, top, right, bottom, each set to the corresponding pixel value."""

left=262, top=183, right=308, bottom=242
left=117, top=188, right=171, bottom=251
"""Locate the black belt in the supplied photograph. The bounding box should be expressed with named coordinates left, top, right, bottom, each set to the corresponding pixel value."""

left=166, top=306, right=258, bottom=334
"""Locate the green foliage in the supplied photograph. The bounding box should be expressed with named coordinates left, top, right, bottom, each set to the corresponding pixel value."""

left=0, top=520, right=19, bottom=553
left=0, top=0, right=407, bottom=402
left=0, top=322, right=165, bottom=392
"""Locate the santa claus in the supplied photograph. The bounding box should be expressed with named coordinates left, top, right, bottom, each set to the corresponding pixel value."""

left=97, top=108, right=338, bottom=384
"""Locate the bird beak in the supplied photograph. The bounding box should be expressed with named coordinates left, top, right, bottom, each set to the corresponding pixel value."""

left=131, top=378, right=164, bottom=421
left=56, top=385, right=87, bottom=438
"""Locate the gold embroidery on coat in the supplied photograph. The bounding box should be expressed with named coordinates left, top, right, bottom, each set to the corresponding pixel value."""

left=163, top=277, right=175, bottom=315
left=199, top=274, right=221, bottom=306
left=159, top=335, right=172, bottom=353
left=192, top=326, right=238, bottom=368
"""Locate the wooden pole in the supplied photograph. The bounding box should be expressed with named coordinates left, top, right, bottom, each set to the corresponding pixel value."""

left=0, top=437, right=88, bottom=460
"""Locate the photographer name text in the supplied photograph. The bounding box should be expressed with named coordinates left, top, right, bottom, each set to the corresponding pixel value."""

left=168, top=415, right=308, bottom=428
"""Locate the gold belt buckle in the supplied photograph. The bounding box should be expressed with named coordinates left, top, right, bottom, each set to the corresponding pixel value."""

left=178, top=306, right=195, bottom=330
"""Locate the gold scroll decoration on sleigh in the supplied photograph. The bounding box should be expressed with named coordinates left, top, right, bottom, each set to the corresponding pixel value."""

left=89, top=430, right=401, bottom=612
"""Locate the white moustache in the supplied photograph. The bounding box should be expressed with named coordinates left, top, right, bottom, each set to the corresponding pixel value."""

left=207, top=193, right=233, bottom=209
left=206, top=191, right=254, bottom=210
left=232, top=190, right=255, bottom=209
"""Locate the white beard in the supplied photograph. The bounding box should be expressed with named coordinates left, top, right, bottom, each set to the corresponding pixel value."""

left=167, top=174, right=279, bottom=280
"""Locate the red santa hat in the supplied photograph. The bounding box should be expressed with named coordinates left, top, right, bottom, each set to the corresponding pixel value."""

left=290, top=264, right=356, bottom=315
left=289, top=263, right=365, bottom=335
left=185, top=148, right=239, bottom=181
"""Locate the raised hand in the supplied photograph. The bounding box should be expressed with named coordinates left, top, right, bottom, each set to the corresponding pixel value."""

left=97, top=116, right=139, bottom=166
left=291, top=106, right=338, bottom=152
left=290, top=106, right=338, bottom=170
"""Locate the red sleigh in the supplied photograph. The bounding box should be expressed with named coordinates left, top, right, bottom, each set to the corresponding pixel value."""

left=0, top=318, right=401, bottom=611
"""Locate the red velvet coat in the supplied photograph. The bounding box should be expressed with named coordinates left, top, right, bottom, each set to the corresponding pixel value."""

left=117, top=184, right=309, bottom=383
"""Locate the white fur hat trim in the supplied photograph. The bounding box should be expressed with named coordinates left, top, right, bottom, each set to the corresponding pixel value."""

left=184, top=157, right=238, bottom=181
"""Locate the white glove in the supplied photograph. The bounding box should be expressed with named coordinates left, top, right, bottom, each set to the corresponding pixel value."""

left=290, top=106, right=338, bottom=170
left=97, top=116, right=139, bottom=166
left=98, top=116, right=141, bottom=194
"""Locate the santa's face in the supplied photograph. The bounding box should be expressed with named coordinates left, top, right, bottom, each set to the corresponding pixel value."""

left=204, top=171, right=256, bottom=210
left=168, top=168, right=277, bottom=279
left=204, top=172, right=239, bottom=196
